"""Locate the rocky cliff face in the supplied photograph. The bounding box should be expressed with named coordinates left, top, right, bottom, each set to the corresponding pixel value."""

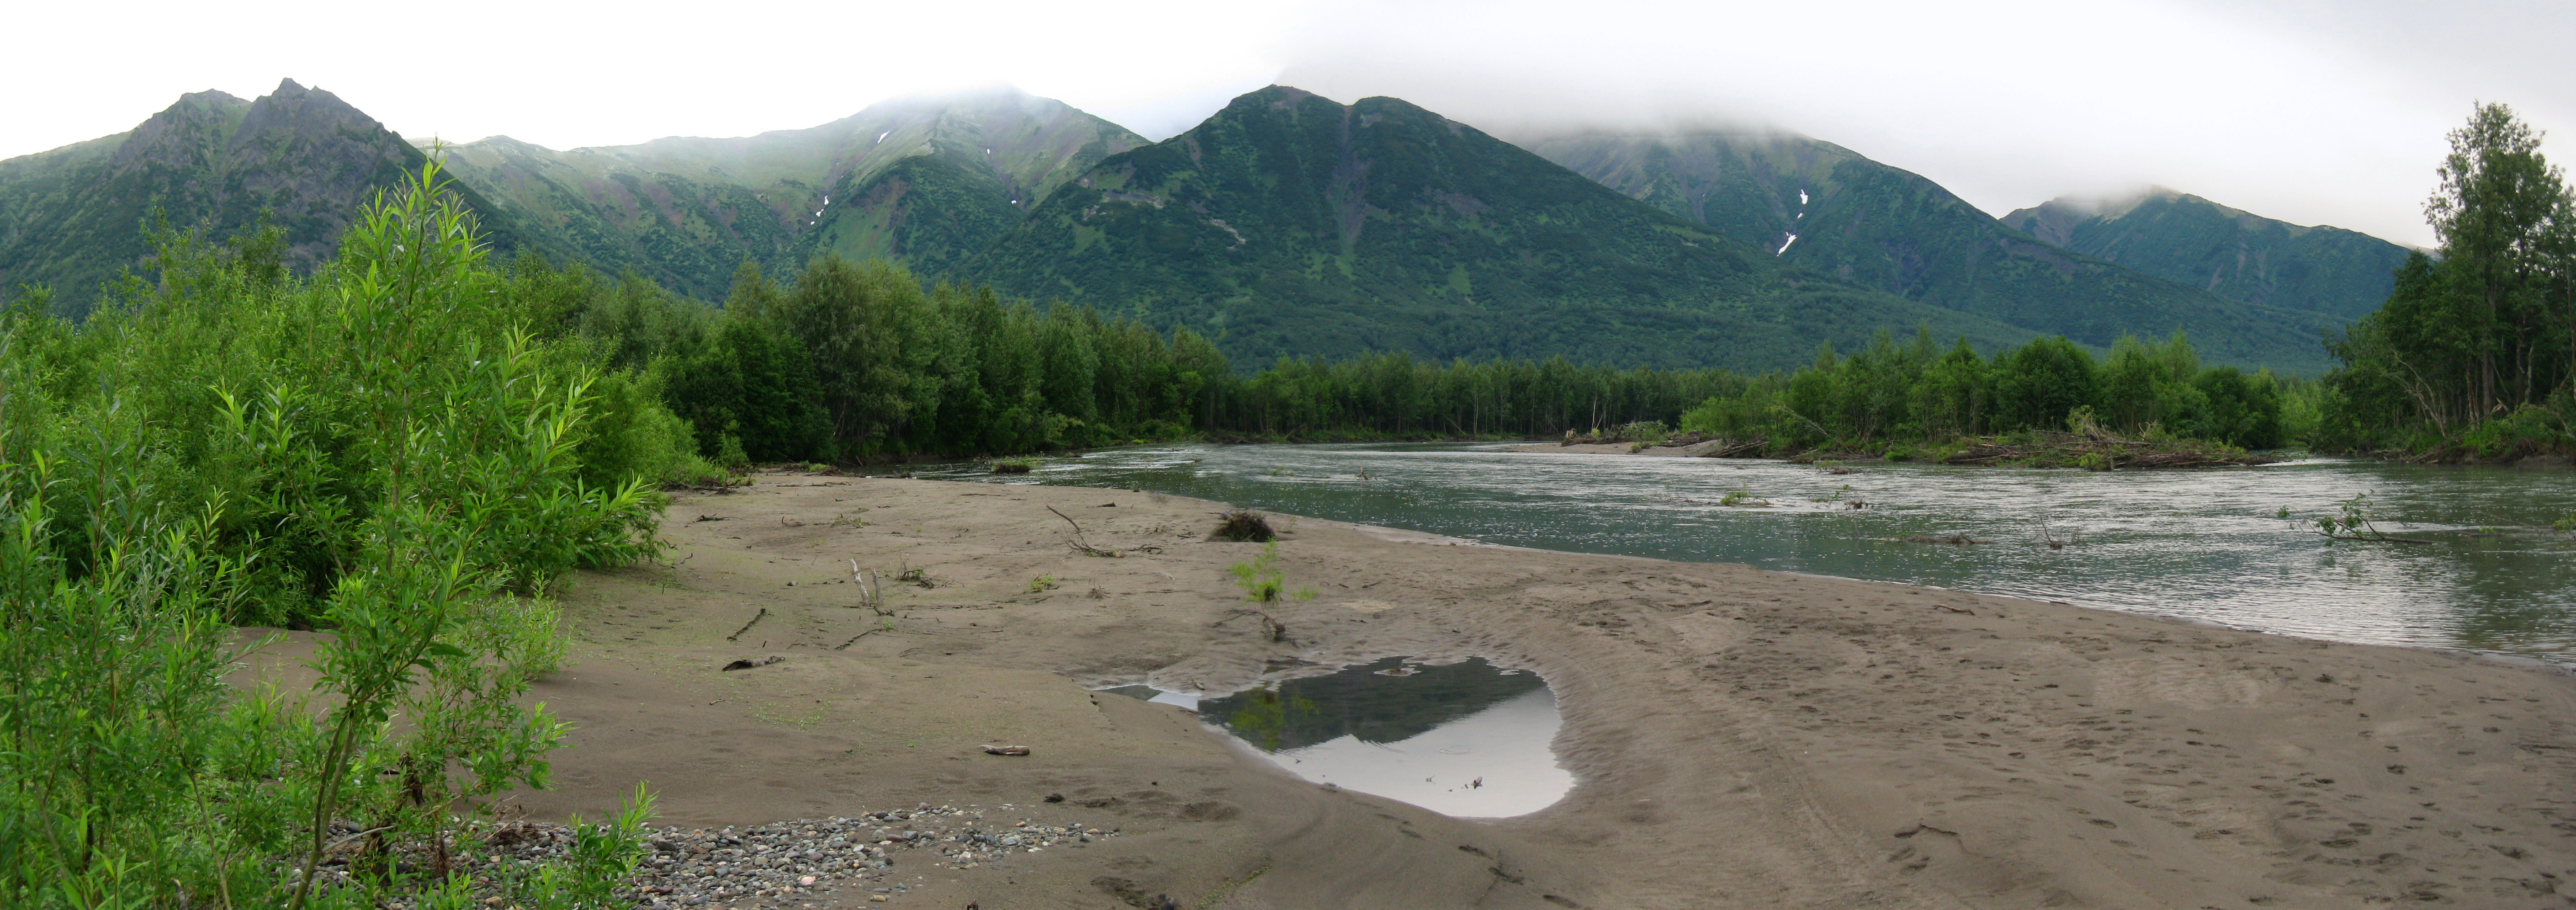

left=212, top=80, right=430, bottom=268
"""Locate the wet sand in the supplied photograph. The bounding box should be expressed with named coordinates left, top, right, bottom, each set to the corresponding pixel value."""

left=477, top=472, right=2576, bottom=908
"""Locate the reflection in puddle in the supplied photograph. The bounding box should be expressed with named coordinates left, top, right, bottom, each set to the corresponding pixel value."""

left=1098, top=685, right=1199, bottom=711
left=1112, top=658, right=1573, bottom=817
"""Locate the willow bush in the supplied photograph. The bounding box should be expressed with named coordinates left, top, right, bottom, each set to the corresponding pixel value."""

left=0, top=160, right=673, bottom=907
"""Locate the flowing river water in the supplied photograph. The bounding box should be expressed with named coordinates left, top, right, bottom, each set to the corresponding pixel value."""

left=926, top=443, right=2576, bottom=664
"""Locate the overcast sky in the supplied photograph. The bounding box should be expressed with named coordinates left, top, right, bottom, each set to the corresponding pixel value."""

left=5, top=0, right=2568, bottom=248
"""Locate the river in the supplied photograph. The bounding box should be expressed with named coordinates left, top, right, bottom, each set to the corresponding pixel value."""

left=917, top=444, right=2576, bottom=665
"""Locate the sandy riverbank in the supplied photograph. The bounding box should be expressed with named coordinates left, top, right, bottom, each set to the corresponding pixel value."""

left=455, top=472, right=2574, bottom=908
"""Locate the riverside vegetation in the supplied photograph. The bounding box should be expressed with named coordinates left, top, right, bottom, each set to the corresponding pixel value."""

left=2317, top=103, right=2576, bottom=461
left=0, top=161, right=676, bottom=907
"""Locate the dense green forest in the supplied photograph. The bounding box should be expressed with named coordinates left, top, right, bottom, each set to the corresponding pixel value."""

left=2316, top=103, right=2575, bottom=459
left=482, top=246, right=2288, bottom=461
left=1200, top=330, right=2295, bottom=456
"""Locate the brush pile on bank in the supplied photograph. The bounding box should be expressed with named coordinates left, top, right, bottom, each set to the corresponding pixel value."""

left=1932, top=433, right=2276, bottom=469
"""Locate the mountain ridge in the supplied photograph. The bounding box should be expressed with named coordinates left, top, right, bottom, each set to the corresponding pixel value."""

left=958, top=86, right=2044, bottom=370
left=433, top=86, right=1144, bottom=295
left=2000, top=188, right=2413, bottom=319
left=2, top=80, right=2391, bottom=374
left=1520, top=130, right=2348, bottom=372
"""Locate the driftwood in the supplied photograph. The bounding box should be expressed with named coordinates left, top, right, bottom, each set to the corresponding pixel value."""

left=1216, top=609, right=1288, bottom=642
left=849, top=559, right=891, bottom=613
left=726, top=608, right=768, bottom=641
left=834, top=628, right=880, bottom=649
left=1696, top=438, right=1770, bottom=458
left=1049, top=506, right=1127, bottom=557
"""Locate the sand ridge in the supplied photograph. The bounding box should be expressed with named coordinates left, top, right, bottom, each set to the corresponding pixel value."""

left=503, top=472, right=2576, bottom=908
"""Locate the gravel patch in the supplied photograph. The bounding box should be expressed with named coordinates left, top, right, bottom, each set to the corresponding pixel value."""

left=456, top=802, right=1119, bottom=907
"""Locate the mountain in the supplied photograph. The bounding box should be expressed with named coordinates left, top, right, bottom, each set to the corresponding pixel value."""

left=2000, top=188, right=2412, bottom=320
left=960, top=86, right=2041, bottom=370
left=1524, top=132, right=2340, bottom=372
left=436, top=87, right=1145, bottom=297
left=5, top=81, right=2360, bottom=374
left=0, top=79, right=512, bottom=313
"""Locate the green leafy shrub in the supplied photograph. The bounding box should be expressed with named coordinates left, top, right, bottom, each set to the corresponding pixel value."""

left=0, top=158, right=670, bottom=908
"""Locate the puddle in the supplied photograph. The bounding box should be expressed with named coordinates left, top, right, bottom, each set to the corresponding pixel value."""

left=1109, top=657, right=1574, bottom=817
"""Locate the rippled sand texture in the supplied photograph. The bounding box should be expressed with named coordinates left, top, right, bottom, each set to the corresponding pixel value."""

left=447, top=472, right=2576, bottom=909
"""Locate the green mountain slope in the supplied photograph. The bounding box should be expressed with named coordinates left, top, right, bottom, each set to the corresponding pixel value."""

left=961, top=86, right=2040, bottom=370
left=436, top=87, right=1144, bottom=296
left=2000, top=188, right=2412, bottom=320
left=0, top=80, right=513, bottom=312
left=1524, top=132, right=2339, bottom=371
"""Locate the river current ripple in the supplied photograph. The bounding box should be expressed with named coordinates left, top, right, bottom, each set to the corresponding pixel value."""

left=922, top=443, right=2576, bottom=665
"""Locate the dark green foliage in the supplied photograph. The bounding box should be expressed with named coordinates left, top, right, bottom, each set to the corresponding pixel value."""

left=1528, top=132, right=2343, bottom=372
left=1993, top=337, right=2102, bottom=431
left=618, top=257, right=1211, bottom=462
left=1665, top=330, right=2286, bottom=453
left=2316, top=104, right=2575, bottom=457
left=2003, top=189, right=2415, bottom=320
left=661, top=309, right=832, bottom=463
left=2191, top=367, right=2286, bottom=450
left=1203, top=351, right=1750, bottom=439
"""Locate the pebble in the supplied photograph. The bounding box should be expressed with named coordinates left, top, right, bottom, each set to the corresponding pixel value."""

left=440, top=803, right=1117, bottom=908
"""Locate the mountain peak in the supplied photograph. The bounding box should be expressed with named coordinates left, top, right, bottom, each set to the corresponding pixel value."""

left=5, top=79, right=449, bottom=310
left=110, top=88, right=254, bottom=171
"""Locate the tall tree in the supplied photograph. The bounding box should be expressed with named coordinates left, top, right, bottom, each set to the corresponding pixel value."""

left=2423, top=102, right=2574, bottom=414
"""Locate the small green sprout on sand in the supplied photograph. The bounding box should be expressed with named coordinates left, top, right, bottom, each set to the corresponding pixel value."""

left=1228, top=542, right=1319, bottom=603
left=1028, top=575, right=1058, bottom=593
